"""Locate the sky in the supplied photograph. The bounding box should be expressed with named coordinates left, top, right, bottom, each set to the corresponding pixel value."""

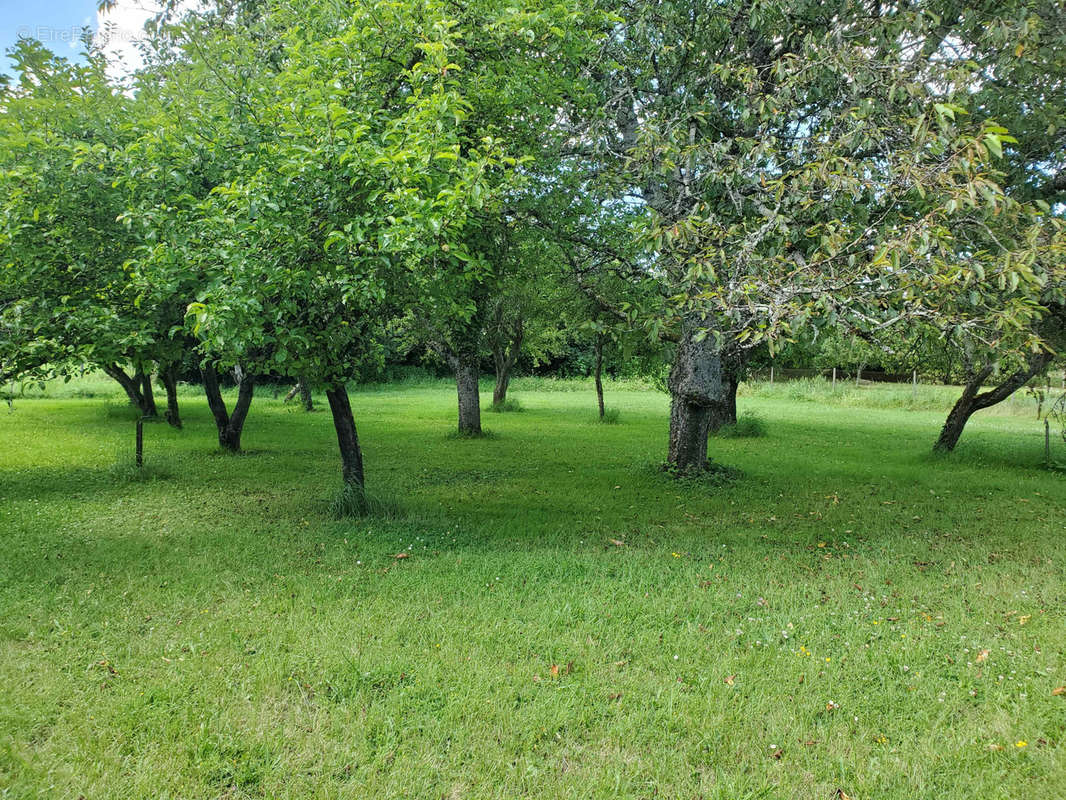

left=0, top=0, right=156, bottom=78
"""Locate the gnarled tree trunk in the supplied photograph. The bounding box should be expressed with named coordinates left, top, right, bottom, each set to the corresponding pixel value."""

left=935, top=351, right=1053, bottom=452
left=666, top=325, right=726, bottom=473
left=326, top=384, right=365, bottom=490
left=453, top=352, right=482, bottom=435
left=159, top=365, right=181, bottom=428
left=201, top=366, right=255, bottom=452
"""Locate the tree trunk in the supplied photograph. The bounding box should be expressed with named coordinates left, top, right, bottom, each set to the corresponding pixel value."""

left=493, top=369, right=511, bottom=406
left=159, top=365, right=182, bottom=428
left=138, top=369, right=158, bottom=417
left=723, top=372, right=739, bottom=426
left=284, top=377, right=314, bottom=411
left=666, top=326, right=725, bottom=473
left=934, top=352, right=1053, bottom=452
left=201, top=366, right=255, bottom=452
left=455, top=354, right=482, bottom=435
left=491, top=324, right=522, bottom=407
left=594, top=334, right=605, bottom=419
left=326, top=384, right=365, bottom=490
left=103, top=363, right=156, bottom=416
left=103, top=363, right=145, bottom=410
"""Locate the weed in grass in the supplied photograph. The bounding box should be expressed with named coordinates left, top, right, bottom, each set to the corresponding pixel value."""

left=714, top=413, right=767, bottom=438
left=656, top=458, right=742, bottom=485
left=328, top=482, right=405, bottom=519
left=598, top=407, right=621, bottom=424
left=107, top=459, right=172, bottom=484
left=488, top=398, right=523, bottom=413
left=444, top=428, right=498, bottom=440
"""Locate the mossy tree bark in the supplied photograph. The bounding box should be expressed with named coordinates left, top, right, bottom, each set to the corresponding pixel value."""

left=666, top=324, right=726, bottom=472
left=454, top=352, right=482, bottom=435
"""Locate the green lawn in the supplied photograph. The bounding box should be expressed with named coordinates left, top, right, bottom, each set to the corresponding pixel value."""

left=1, top=378, right=1063, bottom=799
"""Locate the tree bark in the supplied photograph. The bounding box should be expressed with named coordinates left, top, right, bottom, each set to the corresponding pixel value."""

left=666, top=326, right=725, bottom=472
left=594, top=334, right=605, bottom=418
left=455, top=353, right=482, bottom=435
left=326, top=384, right=365, bottom=489
left=103, top=363, right=157, bottom=417
left=159, top=365, right=182, bottom=428
left=201, top=366, right=255, bottom=452
left=284, top=377, right=314, bottom=411
left=138, top=369, right=158, bottom=418
left=934, top=352, right=1054, bottom=452
left=493, top=369, right=511, bottom=406
left=723, top=371, right=739, bottom=427
left=491, top=322, right=522, bottom=406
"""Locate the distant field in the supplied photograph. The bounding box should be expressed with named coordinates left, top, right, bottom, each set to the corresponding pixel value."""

left=1, top=376, right=1063, bottom=799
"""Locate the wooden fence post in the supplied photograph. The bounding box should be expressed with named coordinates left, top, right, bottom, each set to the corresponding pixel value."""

left=136, top=417, right=144, bottom=468
left=770, top=366, right=774, bottom=384
left=832, top=367, right=836, bottom=390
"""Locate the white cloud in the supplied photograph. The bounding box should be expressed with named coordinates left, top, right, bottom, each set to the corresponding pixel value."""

left=95, top=0, right=163, bottom=75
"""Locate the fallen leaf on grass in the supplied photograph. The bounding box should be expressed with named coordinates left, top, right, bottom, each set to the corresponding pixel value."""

left=608, top=692, right=623, bottom=701
left=550, top=664, right=559, bottom=677
left=976, top=649, right=990, bottom=663
left=393, top=553, right=409, bottom=560
left=1052, top=687, right=1066, bottom=696
left=724, top=675, right=735, bottom=686
left=609, top=539, right=625, bottom=547
left=771, top=748, right=783, bottom=760
left=835, top=790, right=853, bottom=800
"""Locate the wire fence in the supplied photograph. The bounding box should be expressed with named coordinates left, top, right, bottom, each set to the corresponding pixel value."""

left=749, top=366, right=1066, bottom=390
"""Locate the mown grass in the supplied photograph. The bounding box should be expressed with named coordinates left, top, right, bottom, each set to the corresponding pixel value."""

left=0, top=375, right=1064, bottom=799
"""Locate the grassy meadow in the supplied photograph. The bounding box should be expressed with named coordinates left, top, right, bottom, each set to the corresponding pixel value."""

left=0, top=375, right=1064, bottom=799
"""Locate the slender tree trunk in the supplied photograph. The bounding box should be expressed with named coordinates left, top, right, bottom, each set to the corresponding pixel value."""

left=594, top=334, right=605, bottom=419
left=138, top=369, right=158, bottom=418
left=666, top=325, right=725, bottom=472
left=284, top=377, right=314, bottom=411
left=326, top=384, right=365, bottom=489
left=493, top=368, right=511, bottom=406
left=935, top=352, right=1053, bottom=452
left=201, top=366, right=255, bottom=452
left=491, top=327, right=521, bottom=406
left=160, top=365, right=182, bottom=428
left=455, top=353, right=482, bottom=435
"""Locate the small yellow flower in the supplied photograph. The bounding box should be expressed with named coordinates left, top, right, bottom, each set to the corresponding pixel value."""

left=1015, top=740, right=1027, bottom=748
